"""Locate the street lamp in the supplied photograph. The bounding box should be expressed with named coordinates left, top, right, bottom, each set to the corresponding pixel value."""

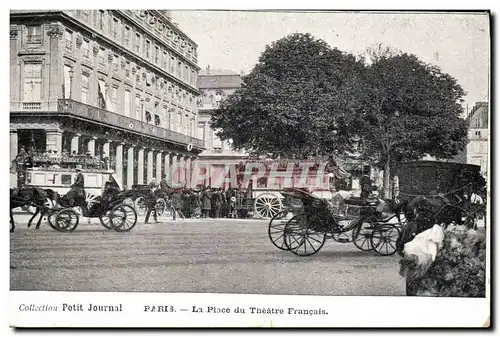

left=68, top=68, right=74, bottom=99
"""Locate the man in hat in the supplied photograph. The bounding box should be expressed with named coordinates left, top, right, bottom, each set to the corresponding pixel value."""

left=68, top=165, right=85, bottom=207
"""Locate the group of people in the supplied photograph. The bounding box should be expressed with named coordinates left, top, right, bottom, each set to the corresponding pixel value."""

left=142, top=176, right=252, bottom=223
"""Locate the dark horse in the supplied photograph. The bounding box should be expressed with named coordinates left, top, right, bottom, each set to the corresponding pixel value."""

left=10, top=187, right=51, bottom=232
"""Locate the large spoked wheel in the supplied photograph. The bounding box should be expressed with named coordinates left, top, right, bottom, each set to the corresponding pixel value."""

left=98, top=210, right=114, bottom=230
left=110, top=204, right=138, bottom=232
left=352, top=220, right=376, bottom=251
left=134, top=197, right=148, bottom=216
left=268, top=210, right=290, bottom=250
left=254, top=193, right=283, bottom=219
left=53, top=209, right=80, bottom=232
left=370, top=224, right=400, bottom=256
left=283, top=213, right=326, bottom=257
left=155, top=198, right=167, bottom=216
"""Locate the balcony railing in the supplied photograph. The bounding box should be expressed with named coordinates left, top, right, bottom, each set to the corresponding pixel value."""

left=22, top=102, right=42, bottom=110
left=58, top=99, right=204, bottom=149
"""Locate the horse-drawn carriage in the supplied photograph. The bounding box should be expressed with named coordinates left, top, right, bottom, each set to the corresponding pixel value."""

left=268, top=188, right=406, bottom=256
left=10, top=159, right=138, bottom=232
left=394, top=161, right=487, bottom=229
left=202, top=159, right=337, bottom=219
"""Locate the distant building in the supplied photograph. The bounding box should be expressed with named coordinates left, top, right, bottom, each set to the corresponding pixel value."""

left=196, top=66, right=248, bottom=186
left=466, top=102, right=489, bottom=176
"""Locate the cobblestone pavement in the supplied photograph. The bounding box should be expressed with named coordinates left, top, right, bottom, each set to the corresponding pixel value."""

left=10, top=215, right=405, bottom=296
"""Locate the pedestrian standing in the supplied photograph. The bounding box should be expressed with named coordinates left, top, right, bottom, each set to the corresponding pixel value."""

left=202, top=187, right=212, bottom=218
left=145, top=179, right=159, bottom=224
left=171, top=189, right=184, bottom=221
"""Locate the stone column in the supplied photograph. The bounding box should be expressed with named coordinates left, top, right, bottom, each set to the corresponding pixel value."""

left=46, top=130, right=63, bottom=154
left=164, top=152, right=171, bottom=181
left=137, top=147, right=145, bottom=185
left=177, top=155, right=185, bottom=187
left=127, top=145, right=135, bottom=189
left=115, top=143, right=124, bottom=189
left=47, top=24, right=64, bottom=110
left=147, top=149, right=154, bottom=184
left=170, top=153, right=178, bottom=186
left=87, top=136, right=97, bottom=157
left=10, top=130, right=18, bottom=164
left=156, top=151, right=163, bottom=182
left=185, top=156, right=192, bottom=188
left=71, top=133, right=81, bottom=155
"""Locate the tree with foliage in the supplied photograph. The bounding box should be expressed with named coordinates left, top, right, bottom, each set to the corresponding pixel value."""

left=352, top=48, right=469, bottom=197
left=210, top=33, right=364, bottom=160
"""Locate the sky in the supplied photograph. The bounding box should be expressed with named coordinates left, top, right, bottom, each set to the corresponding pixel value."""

left=171, top=10, right=490, bottom=112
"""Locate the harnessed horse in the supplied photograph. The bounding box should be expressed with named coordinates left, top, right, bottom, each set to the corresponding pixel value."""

left=10, top=187, right=51, bottom=232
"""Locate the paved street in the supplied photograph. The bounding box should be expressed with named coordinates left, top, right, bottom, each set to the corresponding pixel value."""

left=10, top=214, right=405, bottom=296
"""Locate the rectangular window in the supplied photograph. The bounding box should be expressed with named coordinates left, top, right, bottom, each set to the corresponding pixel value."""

left=124, top=90, right=131, bottom=117
left=154, top=114, right=161, bottom=126
left=26, top=25, right=42, bottom=44
left=113, top=18, right=119, bottom=40
left=135, top=96, right=141, bottom=120
left=185, top=65, right=189, bottom=82
left=135, top=33, right=141, bottom=53
left=82, top=39, right=90, bottom=59
left=155, top=46, right=159, bottom=64
left=170, top=56, right=175, bottom=73
left=177, top=61, right=182, bottom=77
left=82, top=10, right=89, bottom=22
left=198, top=123, right=205, bottom=141
left=163, top=106, right=168, bottom=129
left=111, top=86, right=118, bottom=111
left=63, top=65, right=72, bottom=99
left=98, top=48, right=105, bottom=64
left=163, top=51, right=168, bottom=69
left=98, top=10, right=105, bottom=30
left=191, top=70, right=196, bottom=86
left=23, top=63, right=42, bottom=102
left=145, top=40, right=151, bottom=59
left=65, top=30, right=73, bottom=50
left=81, top=73, right=90, bottom=104
left=112, top=54, right=119, bottom=71
left=124, top=26, right=130, bottom=46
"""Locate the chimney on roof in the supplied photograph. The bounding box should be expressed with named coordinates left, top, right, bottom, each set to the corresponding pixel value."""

left=206, top=65, right=211, bottom=74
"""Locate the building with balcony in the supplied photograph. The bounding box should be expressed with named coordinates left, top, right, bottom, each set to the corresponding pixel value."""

left=10, top=10, right=204, bottom=189
left=466, top=101, right=489, bottom=176
left=196, top=66, right=248, bottom=186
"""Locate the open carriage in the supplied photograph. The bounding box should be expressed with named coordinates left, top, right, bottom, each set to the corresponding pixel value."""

left=46, top=180, right=138, bottom=233
left=268, top=188, right=405, bottom=256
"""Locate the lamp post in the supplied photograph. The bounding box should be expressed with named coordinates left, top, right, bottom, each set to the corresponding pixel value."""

left=68, top=68, right=74, bottom=99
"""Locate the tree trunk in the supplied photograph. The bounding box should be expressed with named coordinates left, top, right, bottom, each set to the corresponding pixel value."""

left=383, top=158, right=391, bottom=199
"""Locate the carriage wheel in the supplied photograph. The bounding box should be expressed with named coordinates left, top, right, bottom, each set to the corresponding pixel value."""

left=155, top=198, right=167, bottom=216
left=134, top=197, right=148, bottom=216
left=370, top=224, right=400, bottom=256
left=352, top=221, right=376, bottom=251
left=53, top=209, right=80, bottom=232
left=284, top=213, right=326, bottom=257
left=268, top=210, right=290, bottom=250
left=98, top=211, right=114, bottom=230
left=47, top=209, right=63, bottom=232
left=254, top=193, right=283, bottom=219
left=110, top=204, right=138, bottom=232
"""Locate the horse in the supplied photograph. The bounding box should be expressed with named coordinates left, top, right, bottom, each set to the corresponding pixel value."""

left=10, top=187, right=51, bottom=232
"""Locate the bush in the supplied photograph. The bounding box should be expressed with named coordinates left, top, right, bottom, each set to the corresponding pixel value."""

left=401, top=224, right=486, bottom=297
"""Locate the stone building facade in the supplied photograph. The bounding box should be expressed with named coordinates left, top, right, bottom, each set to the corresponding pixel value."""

left=10, top=10, right=204, bottom=189
left=196, top=67, right=248, bottom=186
left=466, top=101, right=489, bottom=176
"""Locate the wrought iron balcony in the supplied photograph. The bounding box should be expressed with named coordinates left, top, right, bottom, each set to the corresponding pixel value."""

left=57, top=99, right=205, bottom=149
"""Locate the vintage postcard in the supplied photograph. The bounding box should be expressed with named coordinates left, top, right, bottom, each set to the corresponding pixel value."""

left=7, top=4, right=491, bottom=329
